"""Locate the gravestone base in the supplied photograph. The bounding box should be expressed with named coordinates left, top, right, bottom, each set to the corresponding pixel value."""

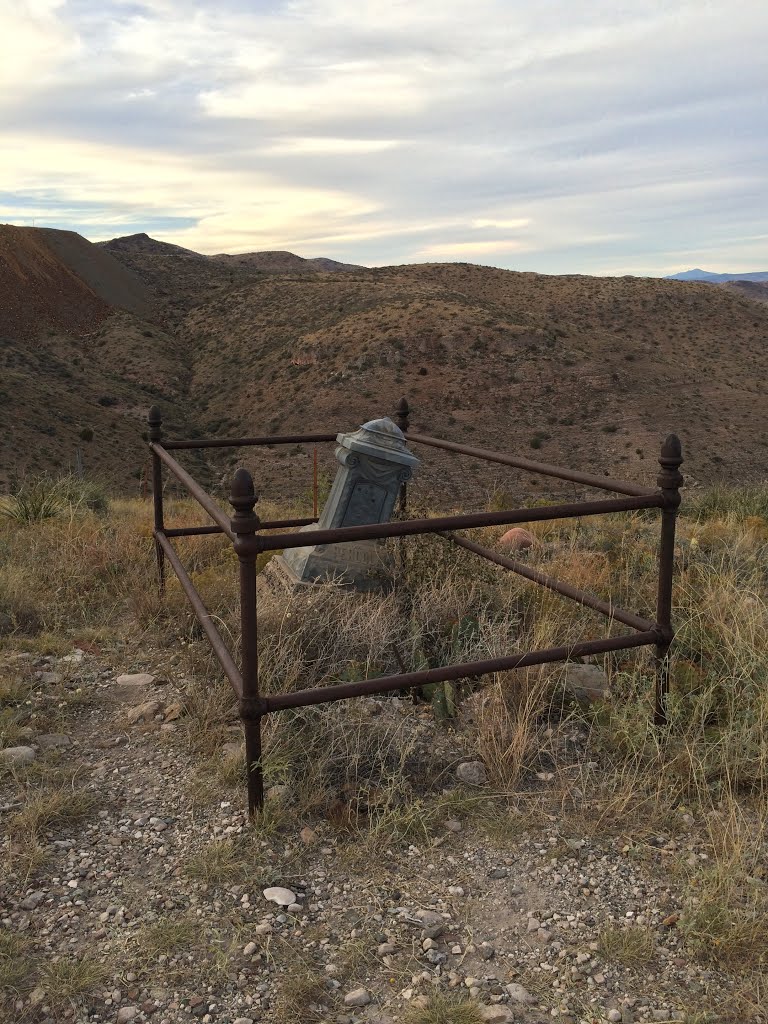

left=267, top=539, right=394, bottom=594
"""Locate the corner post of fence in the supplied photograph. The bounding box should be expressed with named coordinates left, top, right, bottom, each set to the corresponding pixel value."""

left=147, top=406, right=165, bottom=595
left=654, top=434, right=683, bottom=727
left=229, top=468, right=264, bottom=814
left=394, top=397, right=411, bottom=515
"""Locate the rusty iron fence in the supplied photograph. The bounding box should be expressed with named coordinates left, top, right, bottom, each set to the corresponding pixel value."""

left=147, top=398, right=683, bottom=815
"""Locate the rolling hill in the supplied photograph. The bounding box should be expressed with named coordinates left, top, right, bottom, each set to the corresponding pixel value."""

left=2, top=227, right=768, bottom=504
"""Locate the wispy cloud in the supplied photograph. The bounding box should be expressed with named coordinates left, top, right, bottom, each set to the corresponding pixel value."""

left=2, top=0, right=767, bottom=273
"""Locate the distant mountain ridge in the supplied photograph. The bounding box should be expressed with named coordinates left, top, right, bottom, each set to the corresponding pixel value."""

left=667, top=268, right=768, bottom=283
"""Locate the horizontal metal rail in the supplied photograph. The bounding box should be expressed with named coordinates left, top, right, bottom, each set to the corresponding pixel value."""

left=155, top=531, right=243, bottom=698
left=406, top=432, right=654, bottom=497
left=163, top=432, right=338, bottom=450
left=164, top=516, right=319, bottom=539
left=150, top=443, right=235, bottom=541
left=165, top=525, right=223, bottom=538
left=442, top=531, right=655, bottom=632
left=258, top=493, right=665, bottom=552
left=263, top=629, right=660, bottom=712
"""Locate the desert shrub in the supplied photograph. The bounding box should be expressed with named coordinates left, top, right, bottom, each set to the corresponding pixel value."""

left=0, top=474, right=108, bottom=523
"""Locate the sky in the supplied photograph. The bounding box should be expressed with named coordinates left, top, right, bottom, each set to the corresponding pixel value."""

left=2, top=0, right=767, bottom=275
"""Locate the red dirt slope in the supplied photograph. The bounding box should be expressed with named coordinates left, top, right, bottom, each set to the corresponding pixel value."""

left=0, top=225, right=153, bottom=340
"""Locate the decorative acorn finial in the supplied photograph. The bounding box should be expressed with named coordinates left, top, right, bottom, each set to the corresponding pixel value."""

left=147, top=406, right=162, bottom=442
left=395, top=396, right=410, bottom=433
left=657, top=434, right=683, bottom=489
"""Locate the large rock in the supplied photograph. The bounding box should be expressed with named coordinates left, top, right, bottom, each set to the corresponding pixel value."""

left=499, top=527, right=535, bottom=551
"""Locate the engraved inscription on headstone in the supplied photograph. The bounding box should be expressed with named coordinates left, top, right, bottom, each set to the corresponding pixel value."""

left=272, top=417, right=419, bottom=591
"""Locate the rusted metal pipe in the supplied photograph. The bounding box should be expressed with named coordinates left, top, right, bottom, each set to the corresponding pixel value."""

left=165, top=525, right=224, bottom=538
left=154, top=531, right=243, bottom=698
left=150, top=443, right=235, bottom=541
left=164, top=517, right=319, bottom=539
left=263, top=629, right=660, bottom=712
left=406, top=432, right=655, bottom=497
left=148, top=407, right=166, bottom=594
left=163, top=432, right=338, bottom=450
left=442, top=531, right=655, bottom=633
left=229, top=469, right=264, bottom=815
left=258, top=493, right=665, bottom=553
left=654, top=435, right=683, bottom=727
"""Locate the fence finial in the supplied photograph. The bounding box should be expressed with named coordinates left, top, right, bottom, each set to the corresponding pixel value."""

left=657, top=434, right=683, bottom=504
left=395, top=396, right=410, bottom=433
left=147, top=405, right=162, bottom=442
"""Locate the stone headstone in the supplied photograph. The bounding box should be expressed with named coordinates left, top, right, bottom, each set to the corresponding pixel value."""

left=273, top=417, right=419, bottom=591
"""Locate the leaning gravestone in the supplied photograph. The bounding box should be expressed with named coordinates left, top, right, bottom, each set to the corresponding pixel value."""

left=271, top=417, right=419, bottom=592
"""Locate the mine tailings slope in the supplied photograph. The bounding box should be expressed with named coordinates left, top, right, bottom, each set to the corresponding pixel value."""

left=0, top=224, right=154, bottom=341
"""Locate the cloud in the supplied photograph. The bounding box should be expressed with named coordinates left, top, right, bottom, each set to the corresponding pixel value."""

left=1, top=0, right=767, bottom=272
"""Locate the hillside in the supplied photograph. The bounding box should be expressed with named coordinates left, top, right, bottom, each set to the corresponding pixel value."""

left=0, top=225, right=153, bottom=340
left=0, top=227, right=197, bottom=491
left=178, top=263, right=768, bottom=505
left=212, top=250, right=364, bottom=273
left=2, top=227, right=768, bottom=502
left=723, top=280, right=768, bottom=305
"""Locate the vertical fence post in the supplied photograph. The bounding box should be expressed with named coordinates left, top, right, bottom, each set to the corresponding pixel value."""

left=229, top=468, right=264, bottom=814
left=147, top=406, right=166, bottom=595
left=394, top=397, right=410, bottom=516
left=654, top=434, right=683, bottom=727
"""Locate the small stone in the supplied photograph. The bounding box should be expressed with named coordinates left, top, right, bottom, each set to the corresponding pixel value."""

left=526, top=918, right=540, bottom=933
left=115, top=673, right=155, bottom=687
left=29, top=987, right=46, bottom=1006
left=607, top=1012, right=622, bottom=1023
left=163, top=702, right=183, bottom=722
left=563, top=663, right=609, bottom=703
left=116, top=1008, right=138, bottom=1024
left=253, top=923, right=272, bottom=935
left=422, top=938, right=438, bottom=951
left=445, top=820, right=463, bottom=832
left=487, top=868, right=508, bottom=879
left=456, top=760, right=488, bottom=786
left=121, top=700, right=161, bottom=726
left=232, top=1019, right=255, bottom=1024
left=263, top=886, right=296, bottom=907
left=343, top=987, right=371, bottom=1007
left=243, top=941, right=257, bottom=956
left=479, top=1006, right=515, bottom=1023
left=19, top=891, right=45, bottom=911
left=0, top=746, right=36, bottom=765
left=505, top=982, right=535, bottom=1004
left=35, top=734, right=72, bottom=751
left=300, top=827, right=318, bottom=845
left=378, top=943, right=396, bottom=956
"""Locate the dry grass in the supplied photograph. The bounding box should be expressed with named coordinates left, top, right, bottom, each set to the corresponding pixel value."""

left=403, top=992, right=485, bottom=1024
left=597, top=924, right=656, bottom=967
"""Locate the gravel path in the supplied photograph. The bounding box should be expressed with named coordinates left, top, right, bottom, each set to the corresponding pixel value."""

left=1, top=649, right=758, bottom=1024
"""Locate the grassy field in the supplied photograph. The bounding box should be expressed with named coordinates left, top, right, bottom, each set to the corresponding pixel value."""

left=1, top=478, right=767, bottom=1022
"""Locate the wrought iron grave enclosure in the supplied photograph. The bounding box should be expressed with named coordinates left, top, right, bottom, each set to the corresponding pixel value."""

left=147, top=399, right=683, bottom=815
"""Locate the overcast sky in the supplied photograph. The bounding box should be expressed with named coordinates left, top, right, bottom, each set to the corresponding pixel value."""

left=3, top=0, right=767, bottom=275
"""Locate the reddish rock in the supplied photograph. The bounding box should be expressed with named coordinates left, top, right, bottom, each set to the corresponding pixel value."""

left=499, top=527, right=535, bottom=551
